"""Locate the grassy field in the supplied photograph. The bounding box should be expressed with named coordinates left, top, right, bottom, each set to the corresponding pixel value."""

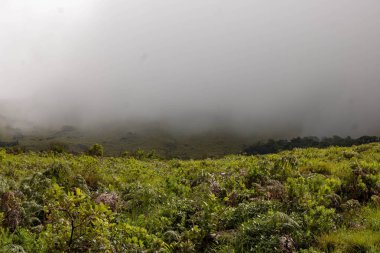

left=0, top=143, right=380, bottom=252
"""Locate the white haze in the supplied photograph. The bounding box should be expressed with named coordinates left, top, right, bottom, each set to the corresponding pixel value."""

left=1, top=0, right=380, bottom=137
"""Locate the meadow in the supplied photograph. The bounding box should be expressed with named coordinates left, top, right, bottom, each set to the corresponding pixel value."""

left=1, top=143, right=380, bottom=252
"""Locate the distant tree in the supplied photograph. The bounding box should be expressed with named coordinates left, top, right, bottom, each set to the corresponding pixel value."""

left=87, top=144, right=104, bottom=157
left=121, top=149, right=159, bottom=160
left=357, top=136, right=380, bottom=144
left=243, top=135, right=380, bottom=155
left=48, top=142, right=67, bottom=154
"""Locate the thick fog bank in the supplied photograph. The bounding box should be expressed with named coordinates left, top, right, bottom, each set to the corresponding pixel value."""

left=1, top=0, right=380, bottom=138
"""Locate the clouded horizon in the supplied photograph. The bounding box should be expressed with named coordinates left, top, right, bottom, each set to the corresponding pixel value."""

left=1, top=0, right=380, bottom=137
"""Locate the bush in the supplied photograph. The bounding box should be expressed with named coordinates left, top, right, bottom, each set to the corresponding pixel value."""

left=48, top=142, right=67, bottom=154
left=236, top=211, right=300, bottom=252
left=87, top=143, right=104, bottom=157
left=42, top=184, right=114, bottom=252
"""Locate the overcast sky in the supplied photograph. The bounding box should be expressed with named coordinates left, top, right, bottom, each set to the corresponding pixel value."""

left=1, top=0, right=380, bottom=136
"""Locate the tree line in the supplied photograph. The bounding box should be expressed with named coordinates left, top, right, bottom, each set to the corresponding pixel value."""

left=243, top=135, right=380, bottom=155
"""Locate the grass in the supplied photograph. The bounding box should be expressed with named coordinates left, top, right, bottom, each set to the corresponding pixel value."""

left=319, top=229, right=380, bottom=253
left=318, top=206, right=380, bottom=252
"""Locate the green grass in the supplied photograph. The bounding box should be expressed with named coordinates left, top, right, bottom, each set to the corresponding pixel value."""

left=319, top=229, right=380, bottom=253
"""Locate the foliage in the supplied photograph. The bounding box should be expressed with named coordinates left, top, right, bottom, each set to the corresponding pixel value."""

left=122, top=149, right=159, bottom=160
left=42, top=184, right=114, bottom=252
left=0, top=143, right=378, bottom=251
left=244, top=135, right=380, bottom=155
left=87, top=143, right=104, bottom=157
left=48, top=142, right=68, bottom=154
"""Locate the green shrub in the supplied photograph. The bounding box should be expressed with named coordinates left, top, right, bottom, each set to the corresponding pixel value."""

left=48, top=142, right=67, bottom=154
left=42, top=184, right=114, bottom=252
left=236, top=211, right=300, bottom=252
left=87, top=143, right=104, bottom=157
left=111, top=223, right=168, bottom=252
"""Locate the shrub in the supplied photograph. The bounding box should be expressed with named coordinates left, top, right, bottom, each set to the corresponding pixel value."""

left=236, top=211, right=300, bottom=252
left=87, top=144, right=104, bottom=157
left=42, top=184, right=114, bottom=252
left=48, top=142, right=67, bottom=154
left=111, top=223, right=168, bottom=252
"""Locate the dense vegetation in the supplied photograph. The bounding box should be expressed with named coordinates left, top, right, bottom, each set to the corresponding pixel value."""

left=243, top=135, right=380, bottom=155
left=0, top=143, right=380, bottom=252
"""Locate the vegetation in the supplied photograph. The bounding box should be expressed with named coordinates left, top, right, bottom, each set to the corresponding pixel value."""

left=0, top=142, right=380, bottom=252
left=243, top=135, right=380, bottom=155
left=0, top=124, right=253, bottom=159
left=87, top=144, right=104, bottom=157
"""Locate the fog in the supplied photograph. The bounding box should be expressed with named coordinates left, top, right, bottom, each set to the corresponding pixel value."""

left=1, top=0, right=380, bottom=137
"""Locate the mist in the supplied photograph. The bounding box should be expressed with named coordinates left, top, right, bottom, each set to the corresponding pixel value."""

left=1, top=0, right=380, bottom=138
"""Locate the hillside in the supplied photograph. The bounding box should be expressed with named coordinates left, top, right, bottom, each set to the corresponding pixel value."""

left=0, top=143, right=380, bottom=252
left=0, top=124, right=260, bottom=159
